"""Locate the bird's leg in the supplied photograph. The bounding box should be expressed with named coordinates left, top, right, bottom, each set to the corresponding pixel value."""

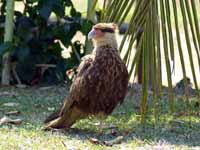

left=98, top=115, right=107, bottom=134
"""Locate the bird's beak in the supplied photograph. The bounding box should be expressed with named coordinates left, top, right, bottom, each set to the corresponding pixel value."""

left=88, top=29, right=96, bottom=40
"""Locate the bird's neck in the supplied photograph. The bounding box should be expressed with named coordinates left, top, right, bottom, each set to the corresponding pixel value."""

left=93, top=35, right=118, bottom=50
left=93, top=43, right=120, bottom=58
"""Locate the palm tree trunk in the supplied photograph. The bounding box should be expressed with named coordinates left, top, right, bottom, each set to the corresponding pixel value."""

left=1, top=0, right=15, bottom=85
left=87, top=0, right=96, bottom=23
left=84, top=0, right=97, bottom=55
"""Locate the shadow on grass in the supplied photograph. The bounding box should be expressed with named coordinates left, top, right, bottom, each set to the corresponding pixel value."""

left=0, top=86, right=200, bottom=147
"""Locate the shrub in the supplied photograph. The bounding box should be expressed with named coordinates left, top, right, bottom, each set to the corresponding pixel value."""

left=0, top=0, right=93, bottom=85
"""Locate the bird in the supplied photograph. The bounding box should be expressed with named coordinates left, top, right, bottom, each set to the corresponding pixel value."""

left=44, top=23, right=129, bottom=130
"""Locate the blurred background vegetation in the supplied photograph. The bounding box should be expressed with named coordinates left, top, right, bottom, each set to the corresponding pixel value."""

left=0, top=0, right=93, bottom=85
left=0, top=0, right=200, bottom=123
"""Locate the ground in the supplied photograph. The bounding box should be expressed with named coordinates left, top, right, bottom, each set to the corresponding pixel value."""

left=0, top=85, right=200, bottom=150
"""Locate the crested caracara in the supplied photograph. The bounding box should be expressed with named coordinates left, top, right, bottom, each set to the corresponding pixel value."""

left=44, top=23, right=129, bottom=129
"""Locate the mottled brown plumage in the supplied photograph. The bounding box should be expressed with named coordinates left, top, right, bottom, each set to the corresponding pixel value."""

left=44, top=23, right=129, bottom=129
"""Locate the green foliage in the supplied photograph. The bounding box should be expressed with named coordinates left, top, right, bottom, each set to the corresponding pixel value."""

left=100, top=0, right=200, bottom=124
left=0, top=0, right=93, bottom=85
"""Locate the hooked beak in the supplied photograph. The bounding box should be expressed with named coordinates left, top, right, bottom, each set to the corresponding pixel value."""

left=88, top=29, right=96, bottom=40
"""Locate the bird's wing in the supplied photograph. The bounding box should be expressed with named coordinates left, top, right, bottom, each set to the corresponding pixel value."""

left=76, top=54, right=95, bottom=76
left=59, top=54, right=95, bottom=116
left=69, top=54, right=95, bottom=99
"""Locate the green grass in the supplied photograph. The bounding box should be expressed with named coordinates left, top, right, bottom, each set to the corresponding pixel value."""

left=0, top=86, right=200, bottom=149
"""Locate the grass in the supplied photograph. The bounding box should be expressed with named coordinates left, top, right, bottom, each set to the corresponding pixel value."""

left=0, top=85, right=200, bottom=149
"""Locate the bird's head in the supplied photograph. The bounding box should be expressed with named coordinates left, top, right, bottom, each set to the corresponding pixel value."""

left=88, top=23, right=118, bottom=49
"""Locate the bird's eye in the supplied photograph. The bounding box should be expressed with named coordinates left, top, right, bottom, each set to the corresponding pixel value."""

left=94, top=27, right=101, bottom=31
left=94, top=27, right=114, bottom=33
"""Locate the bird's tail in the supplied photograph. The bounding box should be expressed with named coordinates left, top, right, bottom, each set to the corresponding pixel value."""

left=43, top=106, right=86, bottom=130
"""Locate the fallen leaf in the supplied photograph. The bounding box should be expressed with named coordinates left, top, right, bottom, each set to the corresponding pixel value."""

left=39, top=86, right=53, bottom=90
left=2, top=102, right=19, bottom=107
left=0, top=116, right=22, bottom=126
left=0, top=92, right=18, bottom=97
left=61, top=141, right=78, bottom=150
left=47, top=107, right=55, bottom=111
left=89, top=136, right=125, bottom=147
left=5, top=111, right=20, bottom=116
left=61, top=141, right=67, bottom=147
left=104, top=136, right=124, bottom=146
left=88, top=138, right=103, bottom=145
left=15, top=84, right=27, bottom=88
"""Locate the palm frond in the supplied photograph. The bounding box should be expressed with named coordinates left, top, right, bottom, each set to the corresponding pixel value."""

left=101, top=0, right=200, bottom=123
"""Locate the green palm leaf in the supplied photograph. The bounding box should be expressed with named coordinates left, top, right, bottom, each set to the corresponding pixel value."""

left=94, top=0, right=200, bottom=124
